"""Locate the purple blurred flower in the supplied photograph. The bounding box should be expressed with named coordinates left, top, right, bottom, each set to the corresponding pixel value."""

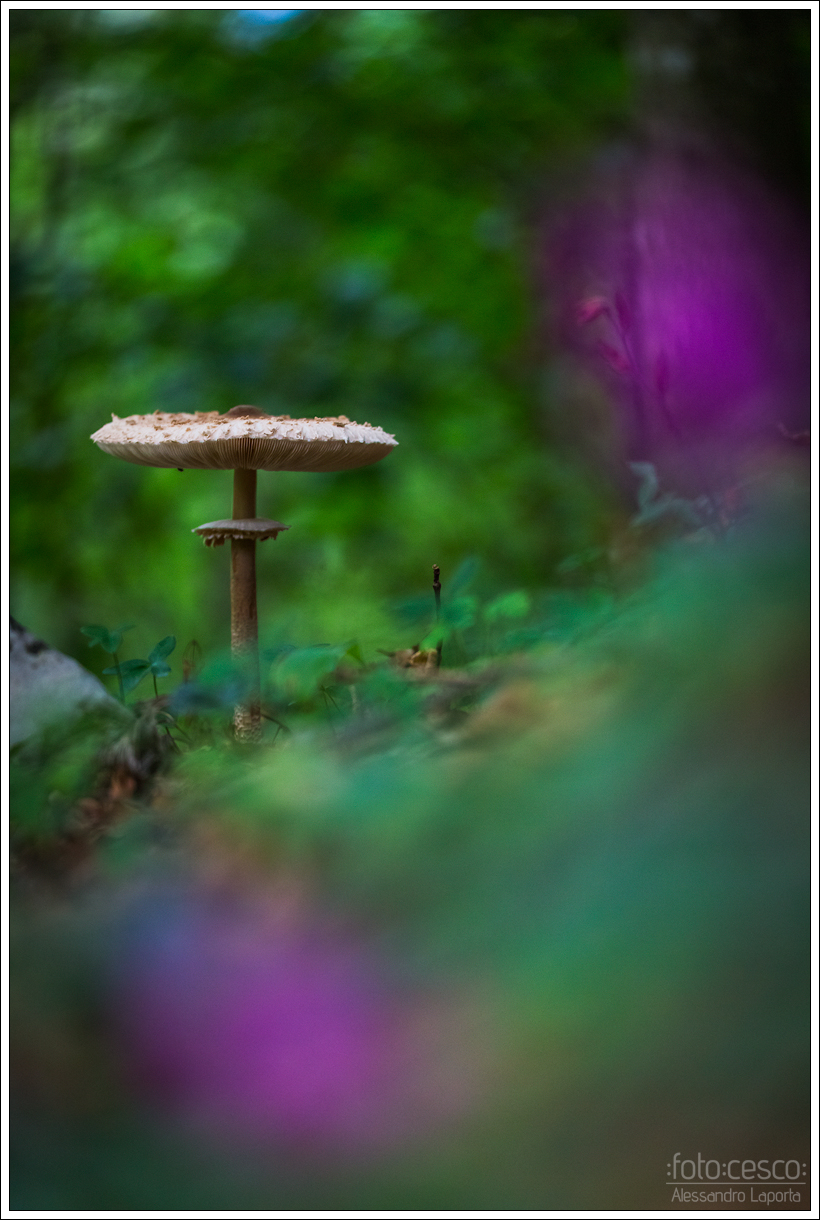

left=110, top=894, right=483, bottom=1154
left=551, top=144, right=809, bottom=496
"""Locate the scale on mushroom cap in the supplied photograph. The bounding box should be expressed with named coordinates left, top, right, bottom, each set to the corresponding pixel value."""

left=91, top=405, right=398, bottom=739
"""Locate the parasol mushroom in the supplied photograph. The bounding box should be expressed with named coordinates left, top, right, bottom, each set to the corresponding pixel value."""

left=91, top=406, right=397, bottom=739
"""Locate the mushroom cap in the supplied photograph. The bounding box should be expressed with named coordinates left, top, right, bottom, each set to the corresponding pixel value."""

left=193, top=518, right=290, bottom=546
left=91, top=408, right=398, bottom=472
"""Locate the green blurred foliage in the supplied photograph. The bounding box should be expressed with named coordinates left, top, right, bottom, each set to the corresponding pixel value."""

left=10, top=707, right=132, bottom=852
left=10, top=8, right=631, bottom=663
left=9, top=479, right=810, bottom=1209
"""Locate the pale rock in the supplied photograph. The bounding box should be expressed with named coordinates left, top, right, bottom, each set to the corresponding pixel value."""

left=10, top=617, right=125, bottom=747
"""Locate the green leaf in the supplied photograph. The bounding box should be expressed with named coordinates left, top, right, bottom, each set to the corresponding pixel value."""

left=82, top=622, right=135, bottom=653
left=81, top=624, right=119, bottom=653
left=150, top=661, right=172, bottom=678
left=104, top=657, right=152, bottom=695
left=105, top=657, right=150, bottom=673
left=149, top=635, right=176, bottom=663
left=124, top=667, right=152, bottom=694
left=122, top=667, right=151, bottom=695
left=419, top=625, right=445, bottom=650
left=344, top=641, right=366, bottom=667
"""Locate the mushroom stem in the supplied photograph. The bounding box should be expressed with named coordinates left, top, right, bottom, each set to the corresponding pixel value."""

left=231, top=467, right=261, bottom=741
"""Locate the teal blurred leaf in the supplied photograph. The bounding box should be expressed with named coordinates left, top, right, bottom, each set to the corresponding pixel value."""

left=448, top=556, right=480, bottom=596
left=556, top=547, right=606, bottom=575
left=271, top=644, right=350, bottom=703
left=420, top=595, right=477, bottom=649
left=393, top=595, right=437, bottom=626
left=630, top=462, right=706, bottom=530
left=442, top=595, right=477, bottom=631
left=484, top=590, right=531, bottom=622
left=630, top=461, right=660, bottom=511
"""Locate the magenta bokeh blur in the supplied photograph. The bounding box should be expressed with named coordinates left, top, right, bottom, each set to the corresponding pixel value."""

left=550, top=142, right=810, bottom=498
left=111, top=894, right=483, bottom=1155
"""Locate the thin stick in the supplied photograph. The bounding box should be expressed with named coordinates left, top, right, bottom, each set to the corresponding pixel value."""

left=231, top=467, right=261, bottom=741
left=433, top=564, right=442, bottom=667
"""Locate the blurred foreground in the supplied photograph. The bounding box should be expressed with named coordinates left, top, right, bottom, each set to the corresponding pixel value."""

left=10, top=463, right=810, bottom=1211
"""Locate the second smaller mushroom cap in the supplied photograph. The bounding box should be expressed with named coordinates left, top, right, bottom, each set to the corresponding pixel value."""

left=193, top=518, right=290, bottom=547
